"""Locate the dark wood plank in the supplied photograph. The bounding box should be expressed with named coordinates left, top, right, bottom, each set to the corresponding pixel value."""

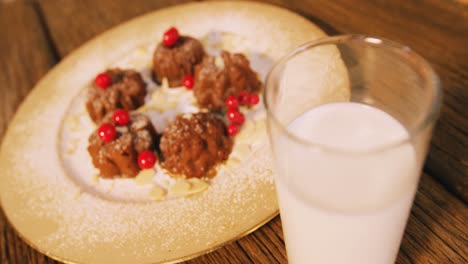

left=0, top=0, right=57, bottom=142
left=399, top=174, right=468, bottom=263
left=253, top=0, right=468, bottom=202
left=0, top=1, right=59, bottom=264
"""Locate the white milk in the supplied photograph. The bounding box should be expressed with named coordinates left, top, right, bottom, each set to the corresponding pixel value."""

left=274, top=102, right=419, bottom=264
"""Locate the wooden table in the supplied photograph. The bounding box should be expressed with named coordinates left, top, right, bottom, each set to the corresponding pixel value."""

left=0, top=0, right=466, bottom=263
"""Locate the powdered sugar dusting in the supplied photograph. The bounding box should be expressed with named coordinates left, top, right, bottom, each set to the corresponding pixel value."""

left=59, top=31, right=273, bottom=203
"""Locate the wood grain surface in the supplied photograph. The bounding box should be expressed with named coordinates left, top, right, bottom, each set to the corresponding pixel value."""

left=0, top=0, right=467, bottom=263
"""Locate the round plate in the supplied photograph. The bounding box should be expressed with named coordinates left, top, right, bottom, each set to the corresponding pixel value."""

left=0, top=2, right=336, bottom=263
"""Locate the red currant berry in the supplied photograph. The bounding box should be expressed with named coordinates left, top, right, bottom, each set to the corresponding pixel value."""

left=98, top=123, right=116, bottom=143
left=138, top=150, right=157, bottom=169
left=227, top=109, right=246, bottom=125
left=234, top=111, right=245, bottom=125
left=112, top=109, right=130, bottom=126
left=249, top=93, right=260, bottom=105
left=94, top=73, right=111, bottom=89
left=238, top=91, right=250, bottom=106
left=163, top=27, right=180, bottom=47
left=227, top=123, right=239, bottom=136
left=226, top=109, right=238, bottom=122
left=225, top=95, right=239, bottom=109
left=183, top=74, right=194, bottom=89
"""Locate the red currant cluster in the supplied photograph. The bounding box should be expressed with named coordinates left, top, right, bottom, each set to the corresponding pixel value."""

left=96, top=109, right=157, bottom=170
left=97, top=109, right=130, bottom=143
left=162, top=27, right=197, bottom=91
left=225, top=92, right=260, bottom=136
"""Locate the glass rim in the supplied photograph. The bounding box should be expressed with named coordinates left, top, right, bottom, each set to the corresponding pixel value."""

left=264, top=34, right=442, bottom=154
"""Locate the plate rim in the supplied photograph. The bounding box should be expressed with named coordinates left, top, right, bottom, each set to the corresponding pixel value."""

left=3, top=206, right=279, bottom=264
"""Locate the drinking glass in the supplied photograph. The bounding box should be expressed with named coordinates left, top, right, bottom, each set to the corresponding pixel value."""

left=264, top=35, right=441, bottom=264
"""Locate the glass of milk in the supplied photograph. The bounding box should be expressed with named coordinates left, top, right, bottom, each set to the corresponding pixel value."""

left=264, top=35, right=441, bottom=264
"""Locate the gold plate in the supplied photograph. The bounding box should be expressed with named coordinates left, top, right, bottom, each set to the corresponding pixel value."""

left=0, top=1, right=345, bottom=263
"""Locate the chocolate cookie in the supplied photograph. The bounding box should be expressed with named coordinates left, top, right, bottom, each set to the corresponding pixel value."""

left=153, top=36, right=205, bottom=87
left=86, top=68, right=147, bottom=124
left=160, top=113, right=233, bottom=178
left=193, top=51, right=261, bottom=111
left=87, top=113, right=159, bottom=178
